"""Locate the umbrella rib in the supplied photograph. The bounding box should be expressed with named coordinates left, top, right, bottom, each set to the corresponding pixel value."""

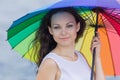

left=110, top=17, right=120, bottom=25
left=109, top=10, right=120, bottom=19
left=79, top=7, right=94, bottom=24
left=105, top=9, right=120, bottom=23
left=107, top=14, right=120, bottom=37
left=109, top=14, right=120, bottom=24
left=103, top=9, right=120, bottom=25
left=98, top=14, right=120, bottom=26
left=89, top=7, right=95, bottom=24
left=101, top=9, right=115, bottom=25
left=106, top=8, right=116, bottom=15
left=110, top=14, right=120, bottom=21
left=101, top=16, right=118, bottom=35
left=102, top=12, right=118, bottom=34
left=109, top=9, right=120, bottom=14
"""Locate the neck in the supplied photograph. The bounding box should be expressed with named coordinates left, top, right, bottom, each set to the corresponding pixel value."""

left=53, top=44, right=75, bottom=57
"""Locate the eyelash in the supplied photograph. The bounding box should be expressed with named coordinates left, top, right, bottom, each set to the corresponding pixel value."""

left=53, top=26, right=60, bottom=29
left=53, top=25, right=74, bottom=29
left=67, top=25, right=73, bottom=28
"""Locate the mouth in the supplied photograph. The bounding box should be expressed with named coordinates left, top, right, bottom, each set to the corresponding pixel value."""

left=60, top=37, right=69, bottom=40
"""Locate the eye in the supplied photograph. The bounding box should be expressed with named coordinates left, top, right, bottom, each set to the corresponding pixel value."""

left=53, top=26, right=60, bottom=29
left=67, top=24, right=74, bottom=28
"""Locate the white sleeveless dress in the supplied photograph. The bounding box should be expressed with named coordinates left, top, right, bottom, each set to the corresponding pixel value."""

left=43, top=50, right=91, bottom=80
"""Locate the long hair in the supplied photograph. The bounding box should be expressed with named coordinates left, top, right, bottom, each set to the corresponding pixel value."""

left=32, top=7, right=86, bottom=67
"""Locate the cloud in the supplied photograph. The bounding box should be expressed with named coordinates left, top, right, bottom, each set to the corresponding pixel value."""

left=0, top=58, right=37, bottom=80
left=0, top=0, right=59, bottom=80
left=0, top=0, right=60, bottom=27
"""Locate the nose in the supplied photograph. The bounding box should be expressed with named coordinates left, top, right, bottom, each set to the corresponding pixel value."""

left=61, top=28, right=67, bottom=35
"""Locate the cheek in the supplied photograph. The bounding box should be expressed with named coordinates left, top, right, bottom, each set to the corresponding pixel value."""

left=71, top=29, right=78, bottom=38
left=67, top=30, right=77, bottom=42
left=73, top=32, right=77, bottom=40
left=51, top=34, right=59, bottom=42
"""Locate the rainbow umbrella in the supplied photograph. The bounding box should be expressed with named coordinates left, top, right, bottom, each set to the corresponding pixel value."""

left=7, top=0, right=120, bottom=77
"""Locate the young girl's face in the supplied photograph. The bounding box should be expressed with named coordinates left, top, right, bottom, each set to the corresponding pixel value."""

left=49, top=12, right=80, bottom=46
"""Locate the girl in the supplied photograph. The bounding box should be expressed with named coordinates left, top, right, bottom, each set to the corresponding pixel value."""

left=33, top=7, right=105, bottom=80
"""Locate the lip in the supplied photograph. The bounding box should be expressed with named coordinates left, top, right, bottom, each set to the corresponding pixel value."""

left=60, top=37, right=69, bottom=40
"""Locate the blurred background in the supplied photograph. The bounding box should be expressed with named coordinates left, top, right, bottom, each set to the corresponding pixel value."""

left=0, top=0, right=120, bottom=80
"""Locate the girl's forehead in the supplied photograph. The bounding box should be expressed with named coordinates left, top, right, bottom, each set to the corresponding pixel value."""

left=52, top=12, right=73, bottom=19
left=51, top=12, right=76, bottom=23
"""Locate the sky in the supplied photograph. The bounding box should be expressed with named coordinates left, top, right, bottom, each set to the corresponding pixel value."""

left=0, top=0, right=59, bottom=80
left=0, top=0, right=120, bottom=80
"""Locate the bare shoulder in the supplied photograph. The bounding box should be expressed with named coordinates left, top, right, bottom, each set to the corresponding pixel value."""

left=36, top=58, right=58, bottom=80
left=40, top=58, right=58, bottom=69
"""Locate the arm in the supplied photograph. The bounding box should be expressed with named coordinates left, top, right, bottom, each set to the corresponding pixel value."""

left=91, top=33, right=106, bottom=80
left=36, top=58, right=58, bottom=80
left=94, top=54, right=105, bottom=80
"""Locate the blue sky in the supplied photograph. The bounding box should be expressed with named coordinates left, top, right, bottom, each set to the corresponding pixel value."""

left=0, top=0, right=120, bottom=80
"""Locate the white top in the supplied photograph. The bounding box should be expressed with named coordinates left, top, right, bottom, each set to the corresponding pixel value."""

left=43, top=50, right=91, bottom=80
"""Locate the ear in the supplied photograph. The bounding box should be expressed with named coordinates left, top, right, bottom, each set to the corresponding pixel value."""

left=76, top=22, right=80, bottom=32
left=48, top=26, right=53, bottom=35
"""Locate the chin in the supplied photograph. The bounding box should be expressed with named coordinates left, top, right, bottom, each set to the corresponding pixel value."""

left=55, top=38, right=75, bottom=46
left=59, top=41, right=74, bottom=47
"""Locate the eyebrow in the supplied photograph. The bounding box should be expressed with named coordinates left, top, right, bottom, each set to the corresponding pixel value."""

left=66, top=21, right=76, bottom=25
left=52, top=24, right=59, bottom=27
left=52, top=21, right=75, bottom=26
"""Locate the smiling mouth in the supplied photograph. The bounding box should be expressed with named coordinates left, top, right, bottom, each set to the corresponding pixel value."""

left=60, top=37, right=69, bottom=40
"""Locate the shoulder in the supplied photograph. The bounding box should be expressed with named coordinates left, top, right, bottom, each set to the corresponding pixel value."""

left=40, top=52, right=60, bottom=69
left=36, top=58, right=58, bottom=80
left=43, top=58, right=57, bottom=66
left=39, top=58, right=58, bottom=71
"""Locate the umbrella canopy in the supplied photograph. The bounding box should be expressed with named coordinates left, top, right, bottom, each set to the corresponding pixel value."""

left=7, top=0, right=120, bottom=76
left=75, top=7, right=120, bottom=76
